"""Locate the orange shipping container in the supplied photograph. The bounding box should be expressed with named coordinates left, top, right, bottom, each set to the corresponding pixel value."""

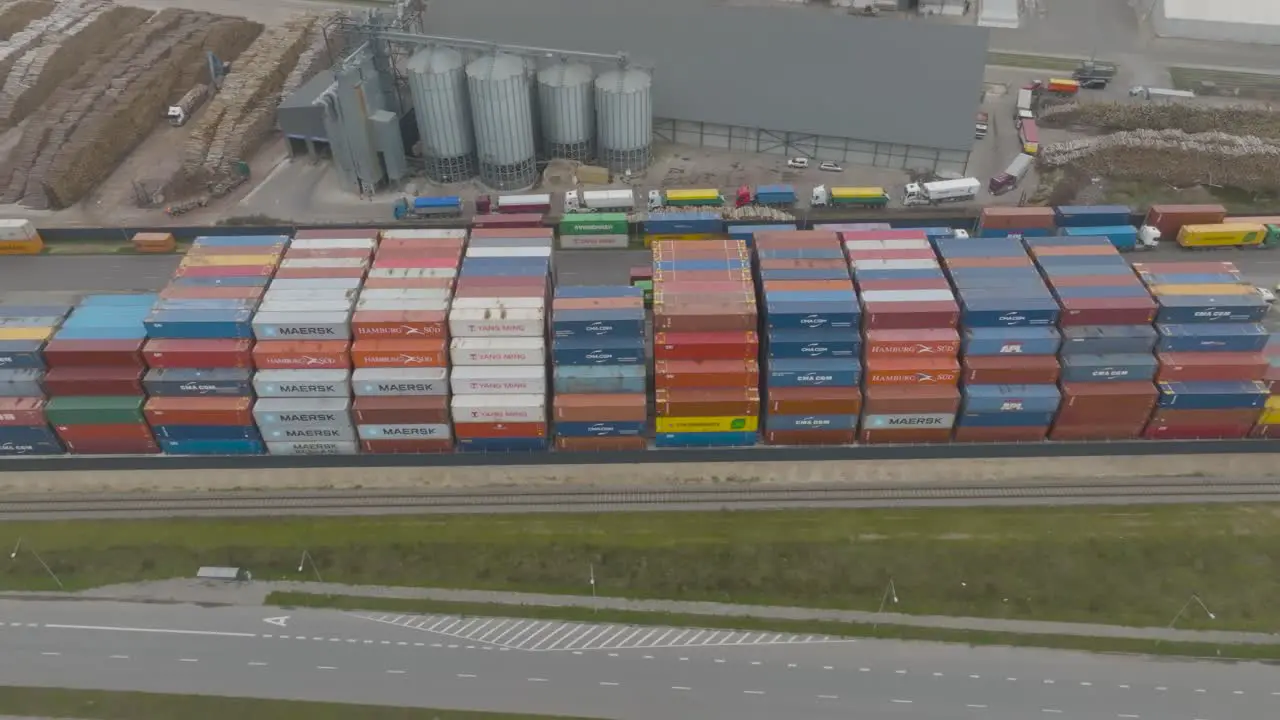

left=351, top=338, right=448, bottom=367
left=860, top=428, right=953, bottom=444
left=942, top=256, right=1033, bottom=268
left=655, top=387, right=761, bottom=416
left=654, top=359, right=760, bottom=390
left=759, top=280, right=853, bottom=292
left=144, top=397, right=254, bottom=426
left=553, top=393, right=648, bottom=423
left=552, top=297, right=644, bottom=311
left=864, top=356, right=961, bottom=385
left=351, top=310, right=448, bottom=338
left=979, top=206, right=1056, bottom=230
left=252, top=340, right=351, bottom=369
left=766, top=386, right=862, bottom=415
left=653, top=305, right=757, bottom=333
left=453, top=422, right=548, bottom=439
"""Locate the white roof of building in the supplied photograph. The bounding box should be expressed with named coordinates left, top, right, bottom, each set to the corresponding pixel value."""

left=1163, top=0, right=1280, bottom=25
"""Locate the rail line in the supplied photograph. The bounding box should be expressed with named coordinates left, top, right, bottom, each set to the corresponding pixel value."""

left=2, top=480, right=1280, bottom=519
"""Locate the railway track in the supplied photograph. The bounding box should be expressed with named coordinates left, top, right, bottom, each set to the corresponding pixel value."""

left=2, top=480, right=1279, bottom=519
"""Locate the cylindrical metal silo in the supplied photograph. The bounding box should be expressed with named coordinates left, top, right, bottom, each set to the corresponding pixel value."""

left=595, top=68, right=653, bottom=174
left=538, top=62, right=594, bottom=162
left=467, top=53, right=538, bottom=190
left=407, top=46, right=476, bottom=183
left=525, top=56, right=544, bottom=159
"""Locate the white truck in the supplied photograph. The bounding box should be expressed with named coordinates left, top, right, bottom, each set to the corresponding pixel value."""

left=166, top=83, right=210, bottom=127
left=1015, top=88, right=1035, bottom=121
left=902, top=177, right=981, bottom=207
left=1129, top=86, right=1196, bottom=101
left=563, top=189, right=636, bottom=213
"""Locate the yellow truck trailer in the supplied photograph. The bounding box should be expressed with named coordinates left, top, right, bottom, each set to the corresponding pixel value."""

left=1146, top=283, right=1256, bottom=297
left=1176, top=223, right=1267, bottom=248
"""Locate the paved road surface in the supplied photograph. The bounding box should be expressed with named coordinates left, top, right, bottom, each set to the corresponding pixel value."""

left=0, top=599, right=1277, bottom=719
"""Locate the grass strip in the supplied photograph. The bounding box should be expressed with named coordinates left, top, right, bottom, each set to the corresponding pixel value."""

left=6, top=504, right=1280, bottom=632
left=0, top=686, right=596, bottom=720
left=986, top=51, right=1084, bottom=72
left=268, top=592, right=1280, bottom=661
left=1169, top=66, right=1280, bottom=96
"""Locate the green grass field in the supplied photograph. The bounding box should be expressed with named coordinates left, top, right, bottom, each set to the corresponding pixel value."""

left=5, top=504, right=1280, bottom=631
left=986, top=51, right=1086, bottom=72
left=0, top=687, right=593, bottom=720
left=1169, top=66, right=1280, bottom=99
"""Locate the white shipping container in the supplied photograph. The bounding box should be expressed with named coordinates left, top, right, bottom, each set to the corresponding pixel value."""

left=851, top=258, right=940, bottom=271
left=841, top=240, right=888, bottom=251
left=448, top=307, right=546, bottom=338
left=251, top=311, right=352, bottom=340
left=0, top=219, right=38, bottom=242
left=287, top=238, right=376, bottom=251
left=268, top=277, right=364, bottom=290
left=881, top=239, right=932, bottom=250
left=464, top=246, right=553, bottom=259
left=468, top=236, right=554, bottom=249
left=352, top=367, right=449, bottom=396
left=262, top=425, right=356, bottom=442
left=252, top=369, right=351, bottom=398
left=450, top=337, right=547, bottom=366
left=266, top=441, right=360, bottom=455
left=280, top=257, right=370, bottom=269
left=452, top=393, right=547, bottom=423
left=261, top=288, right=359, bottom=302
left=496, top=193, right=551, bottom=210
left=366, top=267, right=457, bottom=279
left=357, top=424, right=451, bottom=440
left=257, top=301, right=354, bottom=314
left=357, top=288, right=452, bottom=301
left=381, top=229, right=468, bottom=241
left=448, top=297, right=545, bottom=310
left=450, top=366, right=547, bottom=395
left=355, top=299, right=450, bottom=312
left=253, top=397, right=352, bottom=426
left=860, top=289, right=955, bottom=303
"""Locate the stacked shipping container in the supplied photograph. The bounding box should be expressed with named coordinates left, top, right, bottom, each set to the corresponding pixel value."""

left=1135, top=261, right=1271, bottom=439
left=551, top=286, right=648, bottom=451
left=652, top=240, right=760, bottom=447
left=354, top=229, right=463, bottom=453
left=558, top=214, right=630, bottom=250
left=46, top=295, right=159, bottom=454
left=975, top=207, right=1056, bottom=239
left=144, top=235, right=286, bottom=455
left=252, top=229, right=375, bottom=456
left=755, top=231, right=862, bottom=445
left=644, top=212, right=725, bottom=245
left=847, top=229, right=961, bottom=443
left=1256, top=336, right=1280, bottom=438
left=0, top=302, right=71, bottom=455
left=449, top=226, right=554, bottom=452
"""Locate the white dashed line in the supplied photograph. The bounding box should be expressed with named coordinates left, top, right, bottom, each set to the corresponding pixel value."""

left=744, top=690, right=764, bottom=695
left=317, top=666, right=336, bottom=670
left=600, top=682, right=619, bottom=687
left=1156, top=686, right=1167, bottom=691
left=387, top=670, right=406, bottom=674
left=1233, top=691, right=1244, bottom=695
left=1119, top=684, right=1130, bottom=689
left=823, top=665, right=833, bottom=670
left=110, top=655, right=129, bottom=659
left=179, top=658, right=198, bottom=663
left=1007, top=677, right=1017, bottom=681
left=457, top=673, right=476, bottom=678
left=643, top=655, right=654, bottom=659
left=818, top=694, right=838, bottom=699
left=860, top=667, right=870, bottom=672
left=528, top=678, right=548, bottom=683
left=933, top=672, right=944, bottom=677
left=1118, top=715, right=1140, bottom=719
left=891, top=699, right=913, bottom=704
left=1196, top=689, right=1206, bottom=694
left=672, top=686, right=690, bottom=691
left=1043, top=710, right=1062, bottom=715
left=1081, top=682, right=1092, bottom=686
left=751, top=661, right=762, bottom=666
left=969, top=674, right=981, bottom=679
left=896, top=669, right=907, bottom=675
left=714, top=659, right=725, bottom=664
left=249, top=662, right=267, bottom=666
left=967, top=704, right=988, bottom=709
left=1043, top=679, right=1055, bottom=685
left=787, top=663, right=797, bottom=668
left=40, top=652, right=59, bottom=656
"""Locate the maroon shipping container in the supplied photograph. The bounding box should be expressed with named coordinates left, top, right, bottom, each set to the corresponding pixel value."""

left=655, top=388, right=761, bottom=417
left=60, top=439, right=160, bottom=455
left=962, top=355, right=1061, bottom=385
left=943, top=256, right=1033, bottom=269
left=42, top=339, right=145, bottom=369
left=1057, top=296, right=1156, bottom=326
left=1144, top=204, right=1226, bottom=240
left=862, top=385, right=960, bottom=414
left=1049, top=423, right=1147, bottom=441
left=838, top=230, right=929, bottom=242
left=862, top=301, right=959, bottom=330
left=766, top=386, right=862, bottom=415
left=1157, top=352, right=1267, bottom=382
left=54, top=423, right=155, bottom=441
left=352, top=396, right=450, bottom=425
left=763, top=429, right=858, bottom=446
left=143, top=339, right=255, bottom=369
left=653, top=307, right=757, bottom=333
left=360, top=439, right=453, bottom=454
left=860, top=428, right=953, bottom=444
left=0, top=397, right=46, bottom=426
left=1250, top=424, right=1280, bottom=439
left=42, top=367, right=144, bottom=396
left=857, top=279, right=953, bottom=292
left=1148, top=408, right=1261, bottom=426
left=1143, top=423, right=1252, bottom=440
left=979, top=206, right=1056, bottom=231
left=756, top=230, right=840, bottom=246
left=294, top=228, right=380, bottom=240
left=470, top=214, right=546, bottom=229
left=953, top=426, right=1047, bottom=443
left=1056, top=382, right=1157, bottom=424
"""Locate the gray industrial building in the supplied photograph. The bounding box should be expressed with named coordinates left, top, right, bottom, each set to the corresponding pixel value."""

left=1153, top=0, right=1280, bottom=46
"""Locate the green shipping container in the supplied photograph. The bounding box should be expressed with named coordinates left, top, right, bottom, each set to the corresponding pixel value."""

left=832, top=195, right=888, bottom=208
left=559, top=213, right=630, bottom=236
left=46, top=396, right=146, bottom=425
left=1266, top=224, right=1280, bottom=248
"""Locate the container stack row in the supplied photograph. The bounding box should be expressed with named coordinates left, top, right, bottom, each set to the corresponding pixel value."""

left=0, top=301, right=72, bottom=455
left=1136, top=261, right=1271, bottom=439
left=643, top=212, right=725, bottom=246
left=48, top=295, right=159, bottom=454
left=1028, top=236, right=1159, bottom=440
left=558, top=213, right=631, bottom=250
left=846, top=229, right=961, bottom=444
left=354, top=229, right=463, bottom=454
left=1055, top=204, right=1144, bottom=252
left=448, top=226, right=554, bottom=452
left=652, top=239, right=761, bottom=448
left=1258, top=336, right=1280, bottom=438
left=551, top=285, right=648, bottom=451
left=145, top=235, right=286, bottom=455
left=938, top=237, right=1062, bottom=442
left=755, top=230, right=862, bottom=446
left=253, top=229, right=376, bottom=456
left=975, top=206, right=1056, bottom=239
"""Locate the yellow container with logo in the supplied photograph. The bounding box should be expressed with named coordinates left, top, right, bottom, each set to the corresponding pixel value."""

left=664, top=189, right=722, bottom=203
left=1146, top=283, right=1254, bottom=297
left=644, top=234, right=730, bottom=246
left=0, top=238, right=43, bottom=255
left=1176, top=223, right=1266, bottom=248
left=0, top=327, right=56, bottom=341
left=655, top=416, right=759, bottom=433
left=180, top=254, right=279, bottom=267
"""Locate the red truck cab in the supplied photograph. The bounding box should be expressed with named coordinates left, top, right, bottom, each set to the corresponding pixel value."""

left=735, top=185, right=753, bottom=208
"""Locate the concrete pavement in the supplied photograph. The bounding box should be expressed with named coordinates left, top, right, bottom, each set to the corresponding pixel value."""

left=1, top=598, right=1278, bottom=719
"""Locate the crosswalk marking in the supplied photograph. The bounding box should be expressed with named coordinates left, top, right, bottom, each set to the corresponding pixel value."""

left=355, top=612, right=854, bottom=652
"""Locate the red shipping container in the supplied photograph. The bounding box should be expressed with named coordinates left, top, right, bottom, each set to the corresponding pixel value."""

left=1266, top=363, right=1280, bottom=392
left=0, top=397, right=46, bottom=426
left=864, top=328, right=960, bottom=357
left=351, top=338, right=447, bottom=367
left=283, top=248, right=372, bottom=259
left=553, top=394, right=648, bottom=423
left=654, top=307, right=757, bottom=333
left=652, top=331, right=758, bottom=362
left=1029, top=245, right=1119, bottom=257
left=979, top=206, right=1056, bottom=231
left=55, top=423, right=155, bottom=441
left=453, top=422, right=548, bottom=439
left=1048, top=423, right=1146, bottom=441
left=273, top=267, right=365, bottom=280
left=1143, top=423, right=1252, bottom=440
left=856, top=279, right=952, bottom=292
left=953, top=426, right=1047, bottom=443
left=42, top=366, right=144, bottom=396
left=655, top=359, right=760, bottom=390
left=865, top=356, right=960, bottom=385
left=352, top=396, right=450, bottom=425
left=760, top=280, right=853, bottom=292
left=373, top=256, right=459, bottom=270
left=1057, top=296, right=1155, bottom=326
left=654, top=248, right=750, bottom=260
left=1144, top=204, right=1226, bottom=239
left=351, top=311, right=448, bottom=339
left=655, top=387, right=761, bottom=417
left=943, top=256, right=1033, bottom=268
left=963, top=355, right=1061, bottom=385
left=471, top=214, right=547, bottom=229
left=653, top=270, right=753, bottom=284
left=295, top=228, right=380, bottom=240
left=1056, top=382, right=1157, bottom=424
left=555, top=436, right=648, bottom=452
left=144, top=397, right=254, bottom=426
left=766, top=386, right=862, bottom=415
left=653, top=280, right=752, bottom=294
left=838, top=230, right=929, bottom=242
left=62, top=438, right=160, bottom=455
left=757, top=259, right=848, bottom=271
left=160, top=286, right=264, bottom=301
left=252, top=340, right=351, bottom=369
left=360, top=439, right=454, bottom=454
left=860, top=428, right=952, bottom=444
left=175, top=265, right=274, bottom=278
left=1148, top=408, right=1261, bottom=426
left=655, top=292, right=756, bottom=308
left=1250, top=423, right=1280, bottom=439
left=378, top=237, right=465, bottom=250
left=862, top=301, right=959, bottom=330
left=763, top=429, right=857, bottom=446
left=144, top=339, right=254, bottom=369
left=43, top=339, right=145, bottom=369
left=1157, top=352, right=1267, bottom=382
left=362, top=277, right=455, bottom=291
left=862, top=385, right=960, bottom=414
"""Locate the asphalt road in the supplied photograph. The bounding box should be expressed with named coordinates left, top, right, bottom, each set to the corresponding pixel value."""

left=0, top=599, right=1276, bottom=719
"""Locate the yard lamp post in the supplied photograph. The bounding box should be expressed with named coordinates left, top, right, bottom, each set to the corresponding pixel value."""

left=8, top=537, right=64, bottom=590
left=298, top=550, right=323, bottom=583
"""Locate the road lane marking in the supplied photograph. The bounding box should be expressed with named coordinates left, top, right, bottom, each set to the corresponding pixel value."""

left=679, top=657, right=689, bottom=661
left=1118, top=684, right=1130, bottom=689
left=751, top=661, right=761, bottom=665
left=600, top=681, right=619, bottom=687
left=672, top=686, right=690, bottom=691
left=179, top=658, right=198, bottom=663
left=249, top=662, right=267, bottom=666
left=967, top=705, right=988, bottom=709
left=387, top=670, right=405, bottom=674
left=457, top=673, right=476, bottom=678
left=891, top=699, right=912, bottom=704
left=787, top=663, right=797, bottom=668
left=934, top=672, right=944, bottom=677
left=44, top=624, right=256, bottom=638
left=1118, top=715, right=1140, bottom=719
left=109, top=655, right=129, bottom=659
left=860, top=667, right=870, bottom=672
left=1156, top=686, right=1167, bottom=691
left=317, top=666, right=336, bottom=670
left=1007, top=677, right=1017, bottom=681
left=1081, top=682, right=1092, bottom=686
left=643, top=655, right=654, bottom=659
left=896, top=669, right=907, bottom=674
left=528, top=678, right=548, bottom=682
left=40, top=652, right=59, bottom=656
left=824, top=665, right=834, bottom=670
left=969, top=674, right=981, bottom=679
left=818, top=694, right=838, bottom=699
left=609, top=653, right=619, bottom=657
left=1196, top=689, right=1206, bottom=693
left=1042, top=710, right=1062, bottom=715
left=744, top=690, right=764, bottom=695
left=1233, top=690, right=1244, bottom=695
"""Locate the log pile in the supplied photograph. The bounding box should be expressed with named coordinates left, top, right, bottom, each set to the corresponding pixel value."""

left=279, top=11, right=340, bottom=102
left=0, top=0, right=55, bottom=39
left=1038, top=100, right=1280, bottom=140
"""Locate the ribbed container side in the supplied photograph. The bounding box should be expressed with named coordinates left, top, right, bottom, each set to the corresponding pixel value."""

left=466, top=53, right=538, bottom=190
left=525, top=57, right=544, bottom=158
left=407, top=47, right=476, bottom=183
left=538, top=62, right=595, bottom=162
left=595, top=69, right=652, bottom=174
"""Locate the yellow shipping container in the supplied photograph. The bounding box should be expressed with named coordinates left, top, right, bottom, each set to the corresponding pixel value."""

left=664, top=189, right=721, bottom=202
left=831, top=186, right=888, bottom=199
left=0, top=238, right=43, bottom=255
left=1256, top=408, right=1280, bottom=425
left=0, top=327, right=55, bottom=341
left=1176, top=223, right=1266, bottom=248
left=1146, top=283, right=1255, bottom=296
left=655, top=416, right=759, bottom=433
left=644, top=234, right=730, bottom=246
left=1266, top=396, right=1280, bottom=411
left=180, top=254, right=280, bottom=267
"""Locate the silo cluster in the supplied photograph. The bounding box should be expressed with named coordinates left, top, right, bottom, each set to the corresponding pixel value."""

left=407, top=47, right=477, bottom=183
left=595, top=68, right=653, bottom=174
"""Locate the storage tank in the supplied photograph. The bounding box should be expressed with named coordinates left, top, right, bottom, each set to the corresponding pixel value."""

left=467, top=53, right=538, bottom=191
left=525, top=57, right=544, bottom=159
left=407, top=46, right=476, bottom=183
left=538, top=61, right=594, bottom=162
left=595, top=68, right=653, bottom=174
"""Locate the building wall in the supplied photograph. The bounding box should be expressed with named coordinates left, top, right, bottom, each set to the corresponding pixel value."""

left=653, top=119, right=969, bottom=175
left=1154, top=0, right=1280, bottom=45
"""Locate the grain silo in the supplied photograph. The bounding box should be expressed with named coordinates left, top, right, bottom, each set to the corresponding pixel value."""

left=466, top=53, right=537, bottom=190
left=538, top=62, right=594, bottom=162
left=595, top=68, right=653, bottom=174
left=407, top=46, right=476, bottom=183
left=524, top=56, right=544, bottom=158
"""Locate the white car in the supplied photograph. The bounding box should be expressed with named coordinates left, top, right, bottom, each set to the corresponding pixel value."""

left=787, top=157, right=809, bottom=169
left=1258, top=286, right=1277, bottom=304
left=819, top=161, right=843, bottom=172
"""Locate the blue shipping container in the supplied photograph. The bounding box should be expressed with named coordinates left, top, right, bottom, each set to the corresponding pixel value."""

left=1054, top=205, right=1132, bottom=227
left=144, top=320, right=254, bottom=340
left=0, top=425, right=60, bottom=444
left=767, top=357, right=862, bottom=388
left=654, top=431, right=757, bottom=448
left=728, top=224, right=797, bottom=239
left=79, top=294, right=159, bottom=307
left=0, top=440, right=63, bottom=455
left=458, top=438, right=552, bottom=452
left=1060, top=354, right=1158, bottom=382
left=172, top=276, right=270, bottom=288
left=756, top=248, right=844, bottom=260
left=1035, top=254, right=1132, bottom=268
left=551, top=308, right=645, bottom=338
left=935, top=238, right=1026, bottom=257
left=1041, top=264, right=1138, bottom=277
left=854, top=268, right=947, bottom=282
left=963, top=326, right=1062, bottom=356
left=960, top=298, right=1059, bottom=327
left=554, top=421, right=645, bottom=437
left=764, top=302, right=860, bottom=331
left=551, top=336, right=645, bottom=365
left=554, top=286, right=644, bottom=299
left=1155, top=296, right=1270, bottom=324
left=1157, top=381, right=1269, bottom=409
left=52, top=326, right=148, bottom=341
left=157, top=438, right=265, bottom=455
left=765, top=414, right=858, bottom=431
left=655, top=259, right=749, bottom=272
left=763, top=291, right=858, bottom=304
left=192, top=235, right=290, bottom=247
left=758, top=269, right=851, bottom=281
left=1155, top=323, right=1269, bottom=353
left=1053, top=285, right=1153, bottom=299
left=644, top=216, right=724, bottom=236
left=1060, top=325, right=1157, bottom=356
left=144, top=368, right=254, bottom=397
left=0, top=340, right=45, bottom=369
left=958, top=411, right=1056, bottom=427
left=975, top=227, right=1054, bottom=238
left=553, top=365, right=647, bottom=395
left=962, top=384, right=1061, bottom=413
left=151, top=425, right=262, bottom=441
left=766, top=329, right=860, bottom=359
left=1060, top=225, right=1139, bottom=251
